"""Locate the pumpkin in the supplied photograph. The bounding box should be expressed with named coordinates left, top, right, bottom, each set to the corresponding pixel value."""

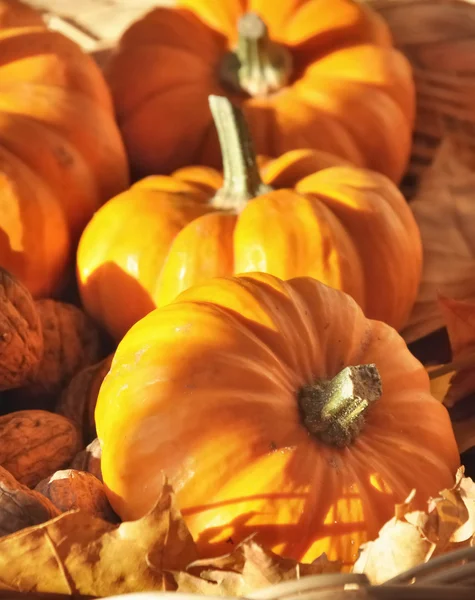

left=96, top=272, right=459, bottom=566
left=77, top=95, right=421, bottom=341
left=105, top=0, right=415, bottom=183
left=0, top=0, right=129, bottom=297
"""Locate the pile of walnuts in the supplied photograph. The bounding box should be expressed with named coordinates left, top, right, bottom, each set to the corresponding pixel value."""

left=0, top=268, right=115, bottom=534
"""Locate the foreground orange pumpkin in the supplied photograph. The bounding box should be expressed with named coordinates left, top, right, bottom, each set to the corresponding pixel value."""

left=77, top=96, right=421, bottom=341
left=0, top=1, right=129, bottom=297
left=106, top=0, right=415, bottom=182
left=96, top=273, right=459, bottom=566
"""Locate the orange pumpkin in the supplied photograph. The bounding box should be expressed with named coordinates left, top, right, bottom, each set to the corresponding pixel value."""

left=77, top=96, right=421, bottom=341
left=96, top=272, right=459, bottom=566
left=0, top=0, right=129, bottom=297
left=105, top=0, right=415, bottom=183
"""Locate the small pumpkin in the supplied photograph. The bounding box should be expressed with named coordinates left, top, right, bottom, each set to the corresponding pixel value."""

left=96, top=273, right=459, bottom=566
left=0, top=0, right=129, bottom=297
left=105, top=0, right=415, bottom=182
left=77, top=96, right=421, bottom=341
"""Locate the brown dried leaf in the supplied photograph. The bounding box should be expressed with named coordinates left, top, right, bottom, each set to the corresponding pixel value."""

left=0, top=268, right=43, bottom=392
left=0, top=466, right=59, bottom=537
left=56, top=354, right=113, bottom=444
left=0, top=410, right=81, bottom=488
left=353, top=468, right=475, bottom=584
left=34, top=469, right=117, bottom=522
left=171, top=537, right=340, bottom=597
left=425, top=296, right=475, bottom=451
left=440, top=296, right=475, bottom=357
left=452, top=417, right=475, bottom=454
left=436, top=297, right=475, bottom=408
left=7, top=301, right=104, bottom=411
left=403, top=137, right=475, bottom=344
left=0, top=480, right=197, bottom=596
left=69, top=439, right=103, bottom=482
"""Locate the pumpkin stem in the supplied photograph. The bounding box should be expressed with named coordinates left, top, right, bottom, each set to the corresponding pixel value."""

left=209, top=95, right=272, bottom=211
left=298, top=364, right=382, bottom=448
left=219, top=12, right=292, bottom=97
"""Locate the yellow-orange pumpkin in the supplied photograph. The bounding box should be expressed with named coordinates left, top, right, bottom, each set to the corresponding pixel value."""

left=77, top=96, right=421, bottom=341
left=96, top=272, right=459, bottom=566
left=105, top=0, right=415, bottom=182
left=0, top=0, right=129, bottom=297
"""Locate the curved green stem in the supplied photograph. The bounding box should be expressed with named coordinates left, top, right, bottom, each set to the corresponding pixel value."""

left=209, top=95, right=272, bottom=212
left=299, top=364, right=382, bottom=448
left=219, top=12, right=292, bottom=97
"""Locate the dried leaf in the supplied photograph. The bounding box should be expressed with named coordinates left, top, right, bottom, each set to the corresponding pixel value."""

left=353, top=468, right=475, bottom=584
left=171, top=537, right=340, bottom=597
left=428, top=365, right=455, bottom=404
left=403, top=137, right=475, bottom=344
left=452, top=417, right=475, bottom=454
left=0, top=480, right=197, bottom=596
left=425, top=297, right=475, bottom=453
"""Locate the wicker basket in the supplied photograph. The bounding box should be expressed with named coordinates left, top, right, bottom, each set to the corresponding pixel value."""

left=9, top=0, right=475, bottom=597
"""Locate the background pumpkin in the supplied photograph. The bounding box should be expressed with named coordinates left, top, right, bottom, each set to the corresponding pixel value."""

left=105, top=0, right=415, bottom=183
left=77, top=96, right=422, bottom=341
left=95, top=272, right=459, bottom=567
left=0, top=0, right=129, bottom=298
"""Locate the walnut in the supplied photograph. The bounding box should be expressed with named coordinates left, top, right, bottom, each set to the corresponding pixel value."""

left=6, top=300, right=103, bottom=410
left=0, top=410, right=81, bottom=488
left=56, top=354, right=113, bottom=444
left=35, top=469, right=117, bottom=522
left=0, top=465, right=59, bottom=537
left=69, top=438, right=103, bottom=482
left=0, top=268, right=43, bottom=391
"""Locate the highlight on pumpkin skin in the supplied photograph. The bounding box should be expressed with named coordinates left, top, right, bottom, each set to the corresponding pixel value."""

left=95, top=272, right=459, bottom=568
left=105, top=0, right=415, bottom=182
left=77, top=94, right=421, bottom=342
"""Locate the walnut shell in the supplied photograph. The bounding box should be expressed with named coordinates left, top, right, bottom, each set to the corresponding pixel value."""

left=0, top=465, right=59, bottom=537
left=7, top=300, right=103, bottom=410
left=56, top=354, right=113, bottom=444
left=0, top=410, right=81, bottom=488
left=0, top=268, right=43, bottom=391
left=35, top=469, right=117, bottom=522
left=69, top=438, right=103, bottom=482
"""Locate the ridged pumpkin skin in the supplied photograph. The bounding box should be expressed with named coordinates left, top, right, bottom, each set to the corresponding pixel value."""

left=96, top=273, right=459, bottom=566
left=106, top=0, right=415, bottom=182
left=77, top=145, right=422, bottom=341
left=0, top=1, right=129, bottom=297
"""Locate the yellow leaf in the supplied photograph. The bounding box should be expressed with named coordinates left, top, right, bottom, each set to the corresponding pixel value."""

left=0, top=480, right=197, bottom=596
left=428, top=366, right=455, bottom=403
left=171, top=537, right=341, bottom=597
left=353, top=468, right=475, bottom=584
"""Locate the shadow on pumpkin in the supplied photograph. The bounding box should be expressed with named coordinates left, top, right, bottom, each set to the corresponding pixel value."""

left=80, top=260, right=157, bottom=341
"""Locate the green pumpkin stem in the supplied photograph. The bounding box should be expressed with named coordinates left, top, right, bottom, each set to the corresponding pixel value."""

left=298, top=364, right=382, bottom=448
left=209, top=95, right=272, bottom=211
left=219, top=12, right=292, bottom=97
